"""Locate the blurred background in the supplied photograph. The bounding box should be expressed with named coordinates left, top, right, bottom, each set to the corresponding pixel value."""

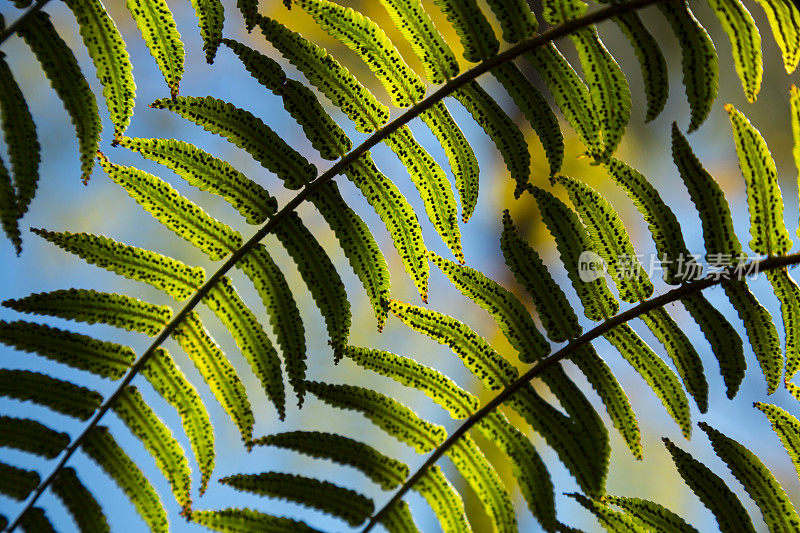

left=0, top=0, right=798, bottom=531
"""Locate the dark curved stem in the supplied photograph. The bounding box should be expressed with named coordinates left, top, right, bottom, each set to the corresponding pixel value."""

left=3, top=0, right=671, bottom=529
left=362, top=253, right=800, bottom=532
left=0, top=0, right=51, bottom=46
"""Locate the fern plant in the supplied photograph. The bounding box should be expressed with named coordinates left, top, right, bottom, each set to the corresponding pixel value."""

left=1, top=0, right=800, bottom=530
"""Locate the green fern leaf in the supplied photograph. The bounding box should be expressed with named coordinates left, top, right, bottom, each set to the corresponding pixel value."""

left=252, top=431, right=409, bottom=490
left=297, top=0, right=425, bottom=107
left=430, top=252, right=549, bottom=362
left=3, top=288, right=172, bottom=336
left=658, top=0, right=719, bottom=131
left=81, top=426, right=168, bottom=532
left=485, top=0, right=538, bottom=42
left=17, top=11, right=100, bottom=185
left=18, top=508, right=55, bottom=533
left=601, top=495, right=698, bottom=532
left=343, top=345, right=479, bottom=418
left=753, top=0, right=800, bottom=73
left=755, top=403, right=800, bottom=483
left=151, top=96, right=316, bottom=190
left=189, top=0, right=224, bottom=63
left=204, top=276, right=286, bottom=415
left=237, top=0, right=259, bottom=31
left=0, top=320, right=134, bottom=379
left=526, top=44, right=603, bottom=157
left=708, top=0, right=762, bottom=102
left=0, top=50, right=39, bottom=221
left=604, top=324, right=692, bottom=438
left=433, top=0, right=499, bottom=62
left=413, top=465, right=471, bottom=533
left=51, top=468, right=110, bottom=533
left=237, top=244, right=307, bottom=406
left=222, top=37, right=286, bottom=91
left=63, top=0, right=135, bottom=138
left=0, top=369, right=102, bottom=420
left=118, top=137, right=276, bottom=225
left=476, top=411, right=556, bottom=531
left=258, top=16, right=390, bottom=132
left=345, top=154, right=429, bottom=300
left=385, top=127, right=463, bottom=261
left=612, top=12, right=668, bottom=122
left=723, top=280, right=783, bottom=394
left=492, top=63, right=565, bottom=176
left=559, top=175, right=654, bottom=302
left=31, top=229, right=205, bottom=301
left=0, top=157, right=20, bottom=254
left=567, top=493, right=645, bottom=532
left=275, top=212, right=350, bottom=352
left=113, top=386, right=192, bottom=513
left=500, top=210, right=580, bottom=342
left=191, top=508, right=321, bottom=533
left=446, top=434, right=517, bottom=533
left=0, top=416, right=69, bottom=459
left=380, top=0, right=460, bottom=83
left=726, top=104, right=793, bottom=256
left=305, top=381, right=446, bottom=452
left=766, top=269, right=800, bottom=386
left=219, top=472, right=374, bottom=527
left=0, top=462, right=39, bottom=501
left=794, top=86, right=800, bottom=230
left=699, top=421, right=800, bottom=531
left=126, top=0, right=184, bottom=96
left=663, top=437, right=756, bottom=533
left=389, top=299, right=518, bottom=389
left=171, top=312, right=254, bottom=444
left=141, top=348, right=214, bottom=494
left=680, top=292, right=745, bottom=399
left=379, top=500, right=420, bottom=533
left=419, top=101, right=481, bottom=222
left=453, top=81, right=530, bottom=194
left=571, top=345, right=642, bottom=459
left=528, top=185, right=619, bottom=322
left=641, top=308, right=708, bottom=413
left=308, top=182, right=391, bottom=328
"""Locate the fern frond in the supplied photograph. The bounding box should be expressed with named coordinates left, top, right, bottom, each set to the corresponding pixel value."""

left=388, top=299, right=518, bottom=389
left=203, top=276, right=286, bottom=416
left=118, top=137, right=276, bottom=225
left=485, top=0, right=538, bottom=42
left=0, top=369, right=102, bottom=420
left=663, top=437, right=756, bottom=533
left=343, top=345, right=479, bottom=418
left=726, top=104, right=792, bottom=256
left=0, top=156, right=20, bottom=254
left=0, top=320, right=134, bottom=379
left=31, top=228, right=205, bottom=300
left=567, top=493, right=644, bottom=532
left=766, top=269, right=800, bottom=386
left=126, top=0, right=184, bottom=96
left=252, top=431, right=409, bottom=490
left=708, top=0, right=762, bottom=102
left=600, top=495, right=698, bottom=532
left=171, top=312, right=254, bottom=443
left=17, top=508, right=55, bottom=532
left=755, top=402, right=800, bottom=482
left=189, top=0, right=224, bottom=63
left=151, top=96, right=316, bottom=189
left=658, top=0, right=718, bottom=131
left=752, top=0, right=800, bottom=73
left=305, top=381, right=446, bottom=452
left=222, top=37, right=286, bottom=91
left=51, top=468, right=110, bottom=533
left=141, top=348, right=214, bottom=494
left=446, top=434, right=517, bottom=533
left=3, top=288, right=172, bottom=336
left=433, top=0, right=499, bottom=62
left=379, top=500, right=419, bottom=533
left=0, top=416, right=69, bottom=459
left=81, top=426, right=169, bottom=532
left=63, top=0, right=135, bottom=138
left=17, top=11, right=100, bottom=185
left=413, top=465, right=470, bottom=532
left=385, top=126, right=463, bottom=261
left=191, top=508, right=321, bottom=533
left=113, top=386, right=192, bottom=513
left=219, top=472, right=374, bottom=527
left=0, top=462, right=39, bottom=501
left=699, top=421, right=800, bottom=531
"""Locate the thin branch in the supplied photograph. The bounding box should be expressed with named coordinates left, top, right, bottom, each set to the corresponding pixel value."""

left=0, top=0, right=51, bottom=46
left=362, top=253, right=800, bottom=532
left=3, top=0, right=671, bottom=529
